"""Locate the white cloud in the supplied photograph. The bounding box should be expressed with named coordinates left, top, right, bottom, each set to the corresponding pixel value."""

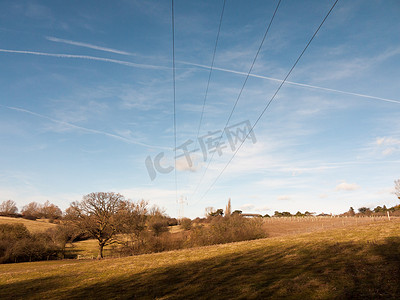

left=335, top=182, right=361, bottom=191
left=237, top=203, right=269, bottom=213
left=376, top=137, right=385, bottom=145
left=118, top=187, right=192, bottom=216
left=277, top=195, right=291, bottom=201
left=376, top=137, right=400, bottom=146
left=118, top=87, right=169, bottom=111
left=239, top=204, right=255, bottom=211
left=254, top=205, right=270, bottom=212
left=382, top=148, right=397, bottom=156
left=176, top=156, right=202, bottom=173
left=375, top=137, right=400, bottom=156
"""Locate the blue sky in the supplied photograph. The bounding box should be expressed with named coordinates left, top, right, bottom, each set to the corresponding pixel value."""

left=0, top=0, right=399, bottom=218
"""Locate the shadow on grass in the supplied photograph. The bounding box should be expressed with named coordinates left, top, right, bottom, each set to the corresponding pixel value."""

left=2, top=238, right=400, bottom=299
left=0, top=276, right=64, bottom=299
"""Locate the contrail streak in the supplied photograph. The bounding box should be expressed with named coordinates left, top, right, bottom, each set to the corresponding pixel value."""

left=0, top=105, right=170, bottom=150
left=46, top=36, right=135, bottom=56
left=178, top=61, right=400, bottom=105
left=0, top=49, right=169, bottom=70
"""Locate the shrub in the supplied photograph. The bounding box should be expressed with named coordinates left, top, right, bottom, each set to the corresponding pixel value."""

left=0, top=223, right=62, bottom=263
left=167, top=218, right=178, bottom=226
left=0, top=223, right=30, bottom=240
left=180, top=218, right=192, bottom=230
left=118, top=231, right=188, bottom=256
left=22, top=215, right=37, bottom=221
left=148, top=218, right=169, bottom=236
left=188, top=215, right=266, bottom=247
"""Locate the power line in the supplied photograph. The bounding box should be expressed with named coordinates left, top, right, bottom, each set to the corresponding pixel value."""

left=190, top=0, right=282, bottom=200
left=193, top=0, right=226, bottom=151
left=172, top=0, right=178, bottom=203
left=198, top=0, right=340, bottom=202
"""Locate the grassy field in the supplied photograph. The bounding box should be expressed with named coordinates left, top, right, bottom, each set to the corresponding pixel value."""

left=263, top=215, right=390, bottom=237
left=67, top=217, right=389, bottom=259
left=1, top=218, right=400, bottom=299
left=0, top=216, right=57, bottom=233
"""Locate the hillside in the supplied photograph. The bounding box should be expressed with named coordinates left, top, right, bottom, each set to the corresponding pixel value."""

left=0, top=216, right=57, bottom=233
left=1, top=219, right=400, bottom=299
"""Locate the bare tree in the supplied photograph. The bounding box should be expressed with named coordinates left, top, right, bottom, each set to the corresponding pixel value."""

left=0, top=200, right=18, bottom=215
left=225, top=198, right=232, bottom=217
left=46, top=223, right=80, bottom=259
left=118, top=199, right=148, bottom=246
left=395, top=179, right=400, bottom=199
left=40, top=200, right=62, bottom=219
left=147, top=205, right=169, bottom=236
left=67, top=192, right=127, bottom=259
left=21, top=202, right=41, bottom=219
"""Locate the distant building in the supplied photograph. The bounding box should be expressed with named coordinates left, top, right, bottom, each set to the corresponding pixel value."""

left=241, top=213, right=263, bottom=218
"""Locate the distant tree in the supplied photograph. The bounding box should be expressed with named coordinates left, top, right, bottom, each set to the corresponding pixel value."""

left=67, top=192, right=128, bottom=259
left=210, top=209, right=224, bottom=217
left=390, top=204, right=400, bottom=211
left=304, top=211, right=315, bottom=216
left=180, top=218, right=192, bottom=230
left=21, top=202, right=41, bottom=219
left=232, top=210, right=242, bottom=215
left=373, top=206, right=383, bottom=213
left=147, top=205, right=169, bottom=236
left=205, top=207, right=215, bottom=217
left=46, top=223, right=80, bottom=258
left=206, top=207, right=224, bottom=217
left=225, top=198, right=232, bottom=217
left=167, top=217, right=178, bottom=226
left=273, top=211, right=292, bottom=217
left=317, top=213, right=330, bottom=217
left=358, top=207, right=371, bottom=215
left=395, top=179, right=400, bottom=199
left=348, top=207, right=355, bottom=216
left=0, top=200, right=18, bottom=215
left=40, top=201, right=62, bottom=219
left=295, top=211, right=303, bottom=217
left=263, top=214, right=270, bottom=218
left=383, top=205, right=388, bottom=211
left=118, top=199, right=148, bottom=239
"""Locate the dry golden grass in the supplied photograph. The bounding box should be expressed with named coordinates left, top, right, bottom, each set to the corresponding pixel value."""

left=263, top=215, right=393, bottom=237
left=0, top=216, right=57, bottom=233
left=66, top=239, right=117, bottom=259
left=1, top=218, right=400, bottom=299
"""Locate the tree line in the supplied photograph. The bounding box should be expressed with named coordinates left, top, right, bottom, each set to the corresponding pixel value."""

left=0, top=194, right=265, bottom=263
left=1, top=179, right=398, bottom=263
left=0, top=199, right=62, bottom=220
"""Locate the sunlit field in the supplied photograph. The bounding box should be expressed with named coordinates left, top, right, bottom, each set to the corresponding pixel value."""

left=0, top=216, right=57, bottom=233
left=1, top=218, right=400, bottom=299
left=263, top=215, right=392, bottom=237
